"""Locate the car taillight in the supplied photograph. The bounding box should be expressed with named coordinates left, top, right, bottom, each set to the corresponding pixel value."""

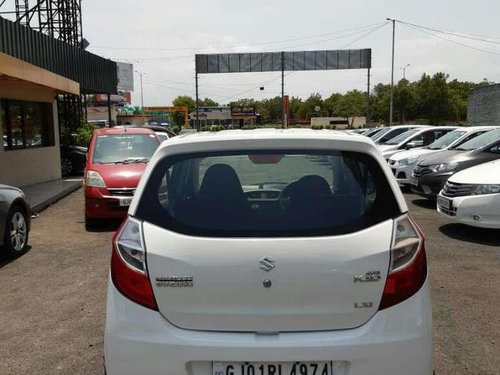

left=111, top=217, right=158, bottom=310
left=379, top=215, right=427, bottom=310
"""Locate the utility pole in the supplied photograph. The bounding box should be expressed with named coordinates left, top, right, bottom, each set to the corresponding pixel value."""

left=387, top=18, right=396, bottom=126
left=281, top=51, right=285, bottom=129
left=195, top=73, right=199, bottom=130
left=367, top=68, right=371, bottom=125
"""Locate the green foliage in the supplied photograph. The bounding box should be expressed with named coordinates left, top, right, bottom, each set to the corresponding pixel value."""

left=75, top=122, right=95, bottom=146
left=172, top=126, right=180, bottom=134
left=200, top=98, right=220, bottom=107
left=170, top=74, right=491, bottom=127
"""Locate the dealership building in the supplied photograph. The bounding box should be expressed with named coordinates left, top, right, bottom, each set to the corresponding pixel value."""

left=0, top=17, right=117, bottom=188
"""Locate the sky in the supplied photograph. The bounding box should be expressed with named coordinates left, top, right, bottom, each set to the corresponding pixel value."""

left=81, top=0, right=500, bottom=106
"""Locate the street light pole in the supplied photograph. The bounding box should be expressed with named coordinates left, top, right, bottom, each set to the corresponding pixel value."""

left=400, top=63, right=410, bottom=79
left=135, top=70, right=144, bottom=109
left=387, top=18, right=396, bottom=126
left=140, top=73, right=144, bottom=109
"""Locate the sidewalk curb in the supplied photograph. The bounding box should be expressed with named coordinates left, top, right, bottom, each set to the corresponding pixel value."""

left=30, top=182, right=82, bottom=213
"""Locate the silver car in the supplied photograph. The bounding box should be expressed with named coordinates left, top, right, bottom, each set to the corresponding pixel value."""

left=0, top=185, right=31, bottom=257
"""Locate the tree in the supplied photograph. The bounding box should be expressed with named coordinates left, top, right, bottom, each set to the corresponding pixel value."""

left=324, top=93, right=342, bottom=117
left=336, top=90, right=367, bottom=127
left=297, top=93, right=324, bottom=120
left=371, top=83, right=391, bottom=123
left=172, top=96, right=196, bottom=126
left=394, top=79, right=416, bottom=124
left=199, top=98, right=219, bottom=107
left=289, top=96, right=303, bottom=122
left=172, top=95, right=196, bottom=111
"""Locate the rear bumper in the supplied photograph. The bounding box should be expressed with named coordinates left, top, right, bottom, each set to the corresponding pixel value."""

left=437, top=193, right=500, bottom=228
left=84, top=187, right=130, bottom=219
left=104, top=279, right=433, bottom=375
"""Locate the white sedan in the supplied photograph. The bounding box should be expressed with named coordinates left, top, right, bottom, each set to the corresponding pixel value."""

left=378, top=126, right=457, bottom=161
left=388, top=126, right=497, bottom=187
left=104, top=129, right=432, bottom=375
left=437, top=159, right=500, bottom=228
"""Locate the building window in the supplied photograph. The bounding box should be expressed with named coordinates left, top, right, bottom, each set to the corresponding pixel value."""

left=0, top=99, right=54, bottom=150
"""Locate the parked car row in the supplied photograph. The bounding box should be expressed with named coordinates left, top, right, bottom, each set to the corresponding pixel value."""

left=364, top=125, right=500, bottom=228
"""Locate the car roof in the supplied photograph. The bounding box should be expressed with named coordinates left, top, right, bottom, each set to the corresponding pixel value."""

left=94, top=127, right=156, bottom=135
left=161, top=128, right=375, bottom=148
left=385, top=124, right=431, bottom=129
left=462, top=125, right=500, bottom=131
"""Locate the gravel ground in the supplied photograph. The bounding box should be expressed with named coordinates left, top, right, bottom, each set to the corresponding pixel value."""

left=0, top=189, right=498, bottom=374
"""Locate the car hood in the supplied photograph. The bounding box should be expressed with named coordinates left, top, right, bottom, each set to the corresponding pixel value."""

left=90, top=163, right=148, bottom=188
left=450, top=159, right=500, bottom=184
left=390, top=148, right=435, bottom=161
left=378, top=144, right=398, bottom=152
left=417, top=150, right=469, bottom=166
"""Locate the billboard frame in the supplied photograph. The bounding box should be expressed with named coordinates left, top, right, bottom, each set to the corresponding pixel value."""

left=194, top=49, right=372, bottom=129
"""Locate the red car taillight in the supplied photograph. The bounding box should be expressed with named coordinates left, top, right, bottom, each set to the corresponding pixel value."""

left=111, top=217, right=158, bottom=310
left=379, top=215, right=427, bottom=310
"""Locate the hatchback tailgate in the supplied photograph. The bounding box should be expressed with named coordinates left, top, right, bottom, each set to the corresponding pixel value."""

left=144, top=218, right=393, bottom=332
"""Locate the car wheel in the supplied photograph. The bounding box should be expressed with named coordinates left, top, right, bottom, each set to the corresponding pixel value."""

left=3, top=205, right=29, bottom=258
left=61, top=157, right=73, bottom=176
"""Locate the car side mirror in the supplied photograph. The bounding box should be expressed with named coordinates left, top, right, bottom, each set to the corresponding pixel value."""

left=405, top=142, right=418, bottom=150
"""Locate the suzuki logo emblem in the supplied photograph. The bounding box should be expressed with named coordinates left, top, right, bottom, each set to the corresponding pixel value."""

left=259, top=256, right=276, bottom=272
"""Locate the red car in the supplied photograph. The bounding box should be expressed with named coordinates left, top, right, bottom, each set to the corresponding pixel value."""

left=84, top=127, right=160, bottom=227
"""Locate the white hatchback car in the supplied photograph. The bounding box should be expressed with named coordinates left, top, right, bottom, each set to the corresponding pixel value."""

left=104, top=129, right=432, bottom=375
left=437, top=159, right=500, bottom=228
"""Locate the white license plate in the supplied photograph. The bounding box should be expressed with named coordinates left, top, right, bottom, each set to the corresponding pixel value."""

left=213, top=362, right=333, bottom=375
left=437, top=195, right=452, bottom=210
left=119, top=197, right=133, bottom=207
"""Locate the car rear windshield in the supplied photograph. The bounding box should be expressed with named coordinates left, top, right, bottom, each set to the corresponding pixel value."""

left=135, top=150, right=401, bottom=237
left=428, top=130, right=466, bottom=150
left=452, top=128, right=500, bottom=151
left=92, top=134, right=159, bottom=164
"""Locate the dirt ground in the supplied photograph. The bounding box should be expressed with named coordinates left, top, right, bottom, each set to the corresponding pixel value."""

left=0, top=189, right=498, bottom=374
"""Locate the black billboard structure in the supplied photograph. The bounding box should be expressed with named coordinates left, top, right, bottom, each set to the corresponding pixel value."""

left=195, top=49, right=372, bottom=128
left=0, top=0, right=111, bottom=129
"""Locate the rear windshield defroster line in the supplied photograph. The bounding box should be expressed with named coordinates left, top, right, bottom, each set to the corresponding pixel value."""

left=135, top=149, right=402, bottom=237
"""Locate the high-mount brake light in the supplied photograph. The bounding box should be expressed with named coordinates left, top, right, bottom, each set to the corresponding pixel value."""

left=111, top=217, right=157, bottom=310
left=379, top=215, right=427, bottom=310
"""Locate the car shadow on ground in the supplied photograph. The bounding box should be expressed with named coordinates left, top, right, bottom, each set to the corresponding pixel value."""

left=411, top=198, right=436, bottom=210
left=439, top=223, right=500, bottom=246
left=0, top=246, right=32, bottom=269
left=83, top=219, right=123, bottom=233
